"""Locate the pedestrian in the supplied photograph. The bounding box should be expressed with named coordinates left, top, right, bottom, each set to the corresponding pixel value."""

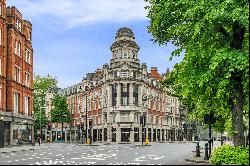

left=28, top=135, right=31, bottom=144
left=38, top=137, right=41, bottom=146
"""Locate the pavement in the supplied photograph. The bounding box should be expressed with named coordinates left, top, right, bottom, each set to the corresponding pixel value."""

left=0, top=142, right=50, bottom=154
left=184, top=141, right=233, bottom=165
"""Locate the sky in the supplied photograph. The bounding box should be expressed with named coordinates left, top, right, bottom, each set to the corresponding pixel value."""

left=7, top=0, right=183, bottom=88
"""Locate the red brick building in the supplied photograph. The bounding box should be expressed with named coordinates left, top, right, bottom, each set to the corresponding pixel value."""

left=0, top=0, right=34, bottom=147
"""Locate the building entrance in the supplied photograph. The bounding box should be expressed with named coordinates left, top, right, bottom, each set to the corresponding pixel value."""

left=121, top=128, right=130, bottom=142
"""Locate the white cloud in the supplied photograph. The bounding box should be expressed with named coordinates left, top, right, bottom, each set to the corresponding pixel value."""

left=7, top=0, right=149, bottom=28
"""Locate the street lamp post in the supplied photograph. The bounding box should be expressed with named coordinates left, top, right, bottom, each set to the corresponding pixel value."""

left=79, top=85, right=89, bottom=144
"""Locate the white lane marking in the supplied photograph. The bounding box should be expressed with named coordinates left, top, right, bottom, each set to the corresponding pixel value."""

left=134, top=155, right=165, bottom=162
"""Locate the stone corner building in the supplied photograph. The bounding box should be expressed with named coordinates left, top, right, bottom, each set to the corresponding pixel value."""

left=0, top=0, right=34, bottom=147
left=60, top=27, right=186, bottom=143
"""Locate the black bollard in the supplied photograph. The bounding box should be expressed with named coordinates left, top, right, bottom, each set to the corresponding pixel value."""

left=204, top=143, right=209, bottom=160
left=196, top=142, right=200, bottom=157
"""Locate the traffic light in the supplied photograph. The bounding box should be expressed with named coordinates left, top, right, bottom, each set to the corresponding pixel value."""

left=140, top=115, right=146, bottom=127
left=77, top=123, right=80, bottom=131
left=47, top=122, right=51, bottom=131
left=89, top=119, right=92, bottom=128
left=140, top=116, right=143, bottom=126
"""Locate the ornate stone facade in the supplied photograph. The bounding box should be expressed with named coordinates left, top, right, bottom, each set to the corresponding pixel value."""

left=63, top=27, right=184, bottom=143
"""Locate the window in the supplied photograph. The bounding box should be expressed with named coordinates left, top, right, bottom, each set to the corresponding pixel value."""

left=14, top=92, right=19, bottom=113
left=25, top=72, right=30, bottom=87
left=18, top=42, right=21, bottom=57
left=0, top=5, right=2, bottom=16
left=120, top=71, right=129, bottom=78
left=28, top=31, right=32, bottom=41
left=14, top=40, right=18, bottom=55
left=24, top=97, right=30, bottom=115
left=25, top=48, right=31, bottom=64
left=133, top=85, right=138, bottom=106
left=112, top=84, right=117, bottom=106
left=121, top=83, right=129, bottom=106
left=122, top=50, right=128, bottom=58
left=15, top=19, right=22, bottom=32
left=14, top=66, right=21, bottom=83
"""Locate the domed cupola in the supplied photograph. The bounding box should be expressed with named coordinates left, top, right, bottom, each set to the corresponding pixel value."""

left=110, top=27, right=140, bottom=65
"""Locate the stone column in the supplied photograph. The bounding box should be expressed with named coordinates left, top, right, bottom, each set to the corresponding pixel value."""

left=160, top=128, right=162, bottom=142
left=10, top=122, right=13, bottom=145
left=108, top=84, right=112, bottom=107
left=65, top=128, right=67, bottom=142
left=55, top=130, right=57, bottom=142
left=31, top=125, right=34, bottom=145
left=117, top=83, right=121, bottom=106
left=116, top=127, right=121, bottom=143
left=107, top=126, right=111, bottom=143
left=102, top=127, right=104, bottom=142
left=129, top=83, right=133, bottom=105
left=130, top=112, right=134, bottom=123
left=130, top=127, right=134, bottom=143
left=139, top=126, right=142, bottom=143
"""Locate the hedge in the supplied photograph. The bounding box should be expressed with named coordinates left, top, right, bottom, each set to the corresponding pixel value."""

left=209, top=144, right=249, bottom=165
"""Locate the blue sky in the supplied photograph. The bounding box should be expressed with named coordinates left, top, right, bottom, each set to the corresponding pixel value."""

left=7, top=0, right=183, bottom=88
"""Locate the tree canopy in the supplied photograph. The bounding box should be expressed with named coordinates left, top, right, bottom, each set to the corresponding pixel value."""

left=146, top=0, right=249, bottom=146
left=50, top=94, right=72, bottom=124
left=33, top=74, right=58, bottom=136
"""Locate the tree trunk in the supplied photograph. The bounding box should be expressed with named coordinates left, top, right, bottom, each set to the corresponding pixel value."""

left=229, top=21, right=245, bottom=147
left=231, top=74, right=244, bottom=146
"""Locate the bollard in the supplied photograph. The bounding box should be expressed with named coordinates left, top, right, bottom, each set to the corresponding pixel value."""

left=204, top=143, right=209, bottom=160
left=196, top=142, right=200, bottom=157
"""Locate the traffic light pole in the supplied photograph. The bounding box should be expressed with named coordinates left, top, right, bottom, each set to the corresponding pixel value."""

left=209, top=113, right=212, bottom=157
left=85, top=88, right=88, bottom=144
left=142, top=121, right=143, bottom=146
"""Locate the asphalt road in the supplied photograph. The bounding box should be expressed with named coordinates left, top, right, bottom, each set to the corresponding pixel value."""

left=0, top=142, right=197, bottom=165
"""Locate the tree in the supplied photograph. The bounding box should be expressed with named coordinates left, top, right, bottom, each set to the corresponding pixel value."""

left=50, top=94, right=72, bottom=141
left=146, top=0, right=249, bottom=146
left=33, top=108, right=48, bottom=140
left=33, top=74, right=58, bottom=139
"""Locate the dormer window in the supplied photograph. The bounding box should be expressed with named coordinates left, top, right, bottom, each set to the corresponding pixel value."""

left=15, top=19, right=22, bottom=32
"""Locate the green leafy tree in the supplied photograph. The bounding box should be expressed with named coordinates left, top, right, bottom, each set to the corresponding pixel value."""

left=146, top=0, right=249, bottom=146
left=33, top=108, right=48, bottom=140
left=33, top=74, right=58, bottom=139
left=50, top=94, right=72, bottom=141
